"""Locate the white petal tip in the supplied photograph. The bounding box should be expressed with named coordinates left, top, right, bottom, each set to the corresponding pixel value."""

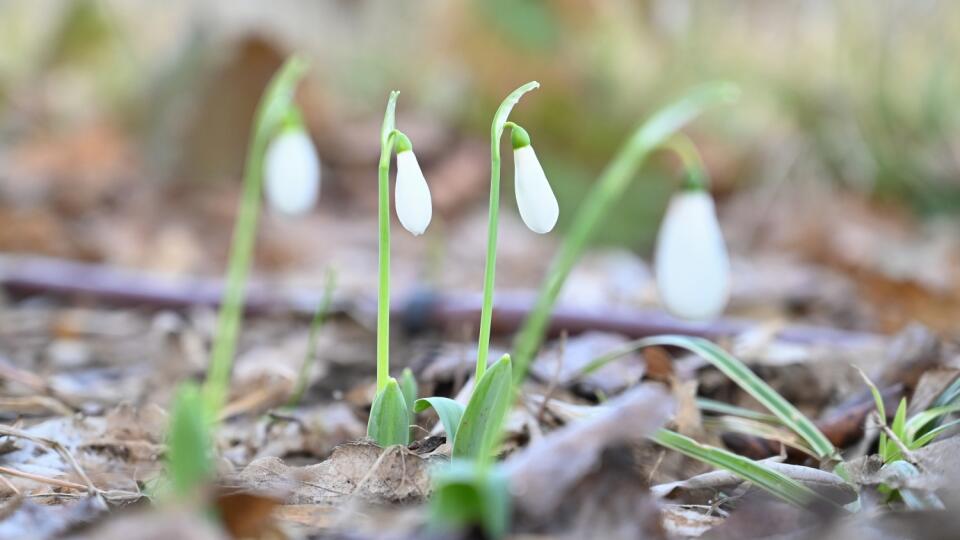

left=264, top=130, right=321, bottom=216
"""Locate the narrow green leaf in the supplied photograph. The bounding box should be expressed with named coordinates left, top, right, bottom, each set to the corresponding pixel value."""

left=909, top=418, right=960, bottom=449
left=697, top=397, right=779, bottom=422
left=167, top=382, right=213, bottom=498
left=653, top=428, right=821, bottom=508
left=904, top=403, right=960, bottom=442
left=856, top=368, right=889, bottom=460
left=288, top=268, right=337, bottom=407
left=587, top=336, right=837, bottom=460
left=454, top=355, right=514, bottom=461
left=367, top=378, right=410, bottom=447
left=892, top=398, right=908, bottom=440
left=429, top=461, right=510, bottom=539
left=400, top=367, right=418, bottom=416
left=415, top=397, right=465, bottom=441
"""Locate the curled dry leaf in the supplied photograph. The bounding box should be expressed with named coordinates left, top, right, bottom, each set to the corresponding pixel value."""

left=530, top=332, right=646, bottom=396
left=504, top=383, right=675, bottom=519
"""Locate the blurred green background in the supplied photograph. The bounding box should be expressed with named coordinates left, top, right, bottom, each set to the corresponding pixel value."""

left=1, top=0, right=958, bottom=253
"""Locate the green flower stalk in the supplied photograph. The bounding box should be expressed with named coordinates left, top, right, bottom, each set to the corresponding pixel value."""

left=369, top=91, right=432, bottom=446
left=203, top=56, right=309, bottom=417
left=475, top=81, right=545, bottom=381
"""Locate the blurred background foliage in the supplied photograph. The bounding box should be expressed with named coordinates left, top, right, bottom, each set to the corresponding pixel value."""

left=0, top=0, right=958, bottom=252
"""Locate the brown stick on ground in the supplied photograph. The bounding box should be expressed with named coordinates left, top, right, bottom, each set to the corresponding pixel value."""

left=0, top=255, right=885, bottom=350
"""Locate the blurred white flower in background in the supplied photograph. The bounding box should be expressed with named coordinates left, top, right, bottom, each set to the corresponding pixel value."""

left=654, top=190, right=730, bottom=320
left=263, top=128, right=320, bottom=216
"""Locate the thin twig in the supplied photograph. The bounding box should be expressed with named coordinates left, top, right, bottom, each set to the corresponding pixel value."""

left=0, top=465, right=88, bottom=491
left=536, top=330, right=566, bottom=424
left=0, top=424, right=97, bottom=495
left=875, top=413, right=918, bottom=465
left=0, top=473, right=20, bottom=495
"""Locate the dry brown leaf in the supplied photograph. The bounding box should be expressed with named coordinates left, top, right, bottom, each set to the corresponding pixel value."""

left=236, top=442, right=432, bottom=506
left=504, top=383, right=674, bottom=519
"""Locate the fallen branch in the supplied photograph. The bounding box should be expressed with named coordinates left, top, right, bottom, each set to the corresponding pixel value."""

left=0, top=255, right=885, bottom=350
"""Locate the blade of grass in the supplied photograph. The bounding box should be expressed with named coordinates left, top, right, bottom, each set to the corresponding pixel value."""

left=856, top=367, right=889, bottom=460
left=287, top=268, right=337, bottom=407
left=652, top=428, right=821, bottom=508
left=587, top=335, right=837, bottom=460
left=697, top=397, right=779, bottom=423
left=904, top=403, right=960, bottom=441
left=910, top=418, right=960, bottom=449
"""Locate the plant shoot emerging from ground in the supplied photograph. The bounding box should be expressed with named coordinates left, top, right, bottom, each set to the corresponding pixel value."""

left=367, top=91, right=433, bottom=447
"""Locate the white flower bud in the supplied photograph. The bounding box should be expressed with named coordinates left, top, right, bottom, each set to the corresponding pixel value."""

left=263, top=129, right=320, bottom=216
left=395, top=150, right=432, bottom=235
left=513, top=145, right=558, bottom=234
left=654, top=190, right=730, bottom=320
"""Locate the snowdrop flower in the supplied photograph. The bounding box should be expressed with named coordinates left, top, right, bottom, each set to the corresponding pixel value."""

left=512, top=125, right=558, bottom=234
left=654, top=189, right=730, bottom=320
left=393, top=132, right=432, bottom=235
left=264, top=126, right=320, bottom=216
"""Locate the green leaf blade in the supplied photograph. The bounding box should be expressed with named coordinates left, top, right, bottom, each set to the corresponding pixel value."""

left=653, top=428, right=820, bottom=508
left=167, top=382, right=213, bottom=498
left=367, top=378, right=410, bottom=447
left=589, top=336, right=837, bottom=460
left=454, top=355, right=514, bottom=461
left=415, top=397, right=465, bottom=442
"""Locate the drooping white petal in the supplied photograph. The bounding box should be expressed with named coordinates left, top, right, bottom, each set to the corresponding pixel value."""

left=264, top=129, right=320, bottom=216
left=395, top=150, right=432, bottom=235
left=654, top=191, right=730, bottom=320
left=514, top=145, right=558, bottom=234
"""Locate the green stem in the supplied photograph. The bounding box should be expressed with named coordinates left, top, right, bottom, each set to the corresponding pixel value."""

left=510, top=82, right=738, bottom=385
left=664, top=134, right=709, bottom=191
left=203, top=56, right=308, bottom=416
left=476, top=83, right=540, bottom=382
left=287, top=268, right=337, bottom=407
left=376, top=92, right=400, bottom=393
